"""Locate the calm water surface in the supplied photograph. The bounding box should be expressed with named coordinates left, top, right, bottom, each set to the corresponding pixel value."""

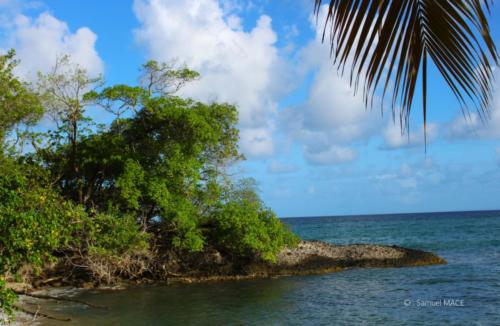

left=38, top=210, right=500, bottom=325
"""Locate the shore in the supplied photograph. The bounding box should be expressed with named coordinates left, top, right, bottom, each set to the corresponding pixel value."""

left=7, top=240, right=446, bottom=289
left=3, top=240, right=445, bottom=323
left=166, top=240, right=446, bottom=283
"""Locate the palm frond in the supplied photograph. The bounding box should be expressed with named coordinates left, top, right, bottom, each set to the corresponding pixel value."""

left=314, top=0, right=498, bottom=139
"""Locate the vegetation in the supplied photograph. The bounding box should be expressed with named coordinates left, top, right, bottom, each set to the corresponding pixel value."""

left=0, top=51, right=298, bottom=318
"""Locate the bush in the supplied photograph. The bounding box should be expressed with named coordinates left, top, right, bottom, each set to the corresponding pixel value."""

left=0, top=157, right=79, bottom=316
left=61, top=210, right=151, bottom=284
left=0, top=279, right=16, bottom=319
left=0, top=158, right=76, bottom=274
left=0, top=157, right=150, bottom=308
left=84, top=212, right=150, bottom=257
left=209, top=180, right=299, bottom=262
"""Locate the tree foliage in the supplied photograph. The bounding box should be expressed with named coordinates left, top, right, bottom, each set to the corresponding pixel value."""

left=0, top=54, right=297, bottom=316
left=0, top=50, right=43, bottom=149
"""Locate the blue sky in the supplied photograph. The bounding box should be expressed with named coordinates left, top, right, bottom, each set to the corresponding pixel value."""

left=1, top=0, right=499, bottom=217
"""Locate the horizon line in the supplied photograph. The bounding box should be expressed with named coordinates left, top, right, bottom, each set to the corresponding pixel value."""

left=280, top=208, right=500, bottom=219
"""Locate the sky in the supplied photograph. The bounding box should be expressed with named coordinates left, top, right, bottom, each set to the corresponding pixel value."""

left=1, top=0, right=499, bottom=217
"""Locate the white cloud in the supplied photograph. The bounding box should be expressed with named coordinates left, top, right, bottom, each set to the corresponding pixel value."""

left=133, top=0, right=290, bottom=158
left=0, top=0, right=41, bottom=10
left=298, top=62, right=380, bottom=140
left=280, top=8, right=382, bottom=165
left=382, top=122, right=438, bottom=149
left=304, top=144, right=357, bottom=165
left=447, top=108, right=500, bottom=139
left=2, top=12, right=103, bottom=79
left=370, top=159, right=445, bottom=203
left=239, top=127, right=274, bottom=158
left=447, top=70, right=500, bottom=139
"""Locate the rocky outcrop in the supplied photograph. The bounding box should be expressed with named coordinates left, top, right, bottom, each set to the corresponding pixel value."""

left=167, top=240, right=446, bottom=283
left=268, top=240, right=445, bottom=273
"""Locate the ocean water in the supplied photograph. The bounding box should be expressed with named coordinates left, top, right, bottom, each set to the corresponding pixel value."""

left=37, top=210, right=500, bottom=325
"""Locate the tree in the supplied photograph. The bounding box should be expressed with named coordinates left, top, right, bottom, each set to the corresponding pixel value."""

left=36, top=55, right=103, bottom=204
left=49, top=92, right=242, bottom=250
left=140, top=60, right=200, bottom=97
left=39, top=59, right=295, bottom=257
left=0, top=50, right=43, bottom=150
left=1, top=56, right=298, bottom=317
left=315, top=0, right=498, bottom=140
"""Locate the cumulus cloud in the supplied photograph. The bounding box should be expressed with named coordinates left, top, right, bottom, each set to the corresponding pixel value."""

left=1, top=12, right=103, bottom=79
left=280, top=7, right=382, bottom=165
left=133, top=0, right=290, bottom=158
left=239, top=127, right=275, bottom=158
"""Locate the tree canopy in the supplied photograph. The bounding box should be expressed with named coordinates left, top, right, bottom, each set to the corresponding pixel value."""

left=0, top=53, right=298, bottom=317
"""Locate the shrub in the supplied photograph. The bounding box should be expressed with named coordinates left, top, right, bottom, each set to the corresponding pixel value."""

left=64, top=210, right=151, bottom=284
left=84, top=212, right=150, bottom=257
left=0, top=279, right=16, bottom=319
left=209, top=180, right=299, bottom=262
left=0, top=158, right=76, bottom=274
left=0, top=157, right=79, bottom=316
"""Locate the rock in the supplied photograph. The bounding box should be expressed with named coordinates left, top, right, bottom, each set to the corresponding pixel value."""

left=19, top=240, right=446, bottom=288
left=169, top=240, right=446, bottom=283
left=264, top=240, right=446, bottom=276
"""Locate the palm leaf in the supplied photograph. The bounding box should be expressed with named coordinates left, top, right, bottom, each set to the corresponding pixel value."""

left=314, top=0, right=498, bottom=140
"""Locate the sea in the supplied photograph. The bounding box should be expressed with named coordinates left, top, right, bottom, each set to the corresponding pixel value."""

left=37, top=210, right=500, bottom=325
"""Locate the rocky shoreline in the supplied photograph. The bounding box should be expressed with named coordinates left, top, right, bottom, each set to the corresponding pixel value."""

left=8, top=241, right=446, bottom=289
left=166, top=240, right=446, bottom=283
left=4, top=241, right=445, bottom=323
left=7, top=241, right=447, bottom=289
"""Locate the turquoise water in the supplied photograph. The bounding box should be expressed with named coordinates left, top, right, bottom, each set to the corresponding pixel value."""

left=39, top=210, right=500, bottom=325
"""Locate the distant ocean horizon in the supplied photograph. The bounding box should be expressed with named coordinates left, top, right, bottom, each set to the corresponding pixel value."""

left=40, top=210, right=500, bottom=325
left=281, top=209, right=500, bottom=219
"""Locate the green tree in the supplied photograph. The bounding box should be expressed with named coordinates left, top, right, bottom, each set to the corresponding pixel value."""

left=208, top=179, right=298, bottom=262
left=41, top=60, right=294, bottom=258
left=1, top=56, right=298, bottom=317
left=36, top=55, right=103, bottom=204
left=140, top=60, right=200, bottom=96
left=0, top=50, right=43, bottom=150
left=0, top=155, right=82, bottom=317
left=44, top=95, right=241, bottom=251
